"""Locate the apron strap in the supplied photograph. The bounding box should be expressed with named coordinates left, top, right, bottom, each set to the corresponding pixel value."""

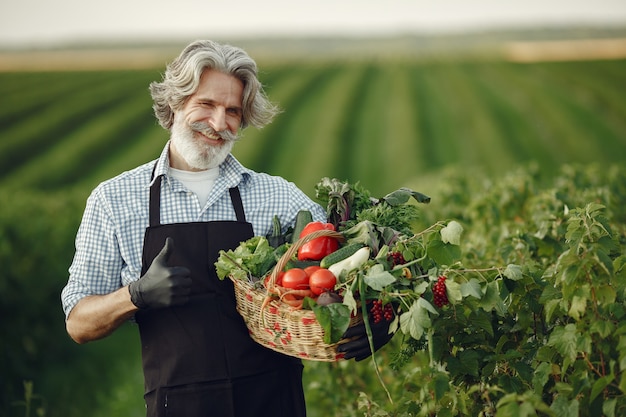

left=229, top=187, right=247, bottom=223
left=149, top=162, right=247, bottom=226
left=149, top=163, right=162, bottom=227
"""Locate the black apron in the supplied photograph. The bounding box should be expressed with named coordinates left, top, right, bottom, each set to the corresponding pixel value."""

left=135, top=172, right=306, bottom=417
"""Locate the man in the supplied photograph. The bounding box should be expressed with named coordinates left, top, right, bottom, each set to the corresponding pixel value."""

left=61, top=40, right=389, bottom=417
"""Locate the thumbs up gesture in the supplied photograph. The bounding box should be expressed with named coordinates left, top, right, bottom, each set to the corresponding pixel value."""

left=129, top=237, right=192, bottom=309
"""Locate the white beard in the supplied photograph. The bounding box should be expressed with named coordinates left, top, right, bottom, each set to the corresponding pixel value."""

left=170, top=115, right=238, bottom=170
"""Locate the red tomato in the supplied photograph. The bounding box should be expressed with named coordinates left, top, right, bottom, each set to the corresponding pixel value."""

left=309, top=268, right=337, bottom=296
left=304, top=265, right=322, bottom=277
left=281, top=268, right=309, bottom=290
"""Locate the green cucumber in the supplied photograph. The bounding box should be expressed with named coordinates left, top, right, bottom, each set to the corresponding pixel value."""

left=267, top=215, right=285, bottom=248
left=291, top=210, right=313, bottom=243
left=320, top=243, right=365, bottom=269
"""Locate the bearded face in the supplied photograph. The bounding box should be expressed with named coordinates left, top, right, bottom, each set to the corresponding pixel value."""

left=170, top=114, right=239, bottom=170
left=168, top=69, right=245, bottom=171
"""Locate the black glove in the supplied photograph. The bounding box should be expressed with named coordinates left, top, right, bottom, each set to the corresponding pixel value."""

left=129, top=237, right=192, bottom=309
left=337, top=301, right=396, bottom=361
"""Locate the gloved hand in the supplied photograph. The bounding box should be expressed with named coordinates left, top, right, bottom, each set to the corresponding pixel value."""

left=129, top=237, right=192, bottom=309
left=337, top=300, right=396, bottom=361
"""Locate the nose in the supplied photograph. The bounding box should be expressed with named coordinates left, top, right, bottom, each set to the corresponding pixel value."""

left=208, top=107, right=227, bottom=132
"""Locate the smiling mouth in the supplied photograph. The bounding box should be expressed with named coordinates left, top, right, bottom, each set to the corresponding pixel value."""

left=198, top=131, right=223, bottom=144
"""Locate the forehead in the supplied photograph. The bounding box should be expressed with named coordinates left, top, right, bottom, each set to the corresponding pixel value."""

left=192, top=68, right=244, bottom=107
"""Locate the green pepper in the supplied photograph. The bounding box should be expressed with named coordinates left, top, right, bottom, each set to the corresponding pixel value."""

left=297, top=221, right=339, bottom=261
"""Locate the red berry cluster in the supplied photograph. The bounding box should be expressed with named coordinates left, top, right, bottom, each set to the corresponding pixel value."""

left=388, top=251, right=406, bottom=266
left=433, top=276, right=449, bottom=307
left=370, top=300, right=394, bottom=324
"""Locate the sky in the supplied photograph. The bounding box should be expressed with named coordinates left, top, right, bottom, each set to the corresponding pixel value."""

left=1, top=0, right=626, bottom=48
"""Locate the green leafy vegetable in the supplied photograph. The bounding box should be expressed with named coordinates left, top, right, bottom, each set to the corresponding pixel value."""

left=314, top=177, right=373, bottom=229
left=215, top=236, right=282, bottom=282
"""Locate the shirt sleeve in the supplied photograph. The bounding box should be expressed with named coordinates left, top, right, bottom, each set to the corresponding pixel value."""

left=240, top=173, right=326, bottom=238
left=280, top=181, right=327, bottom=232
left=290, top=188, right=326, bottom=223
left=61, top=188, right=124, bottom=318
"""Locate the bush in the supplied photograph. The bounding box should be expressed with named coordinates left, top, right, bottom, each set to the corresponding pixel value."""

left=303, top=163, right=626, bottom=417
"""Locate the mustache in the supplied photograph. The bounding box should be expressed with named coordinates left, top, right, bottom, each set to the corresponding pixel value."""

left=189, top=122, right=238, bottom=142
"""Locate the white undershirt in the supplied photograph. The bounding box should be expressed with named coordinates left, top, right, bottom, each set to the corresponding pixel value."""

left=169, top=167, right=220, bottom=207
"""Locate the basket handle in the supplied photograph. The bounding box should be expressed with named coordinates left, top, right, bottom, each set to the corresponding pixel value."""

left=265, top=229, right=345, bottom=292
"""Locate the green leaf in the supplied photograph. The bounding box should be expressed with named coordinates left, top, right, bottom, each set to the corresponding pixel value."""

left=418, top=296, right=439, bottom=315
left=577, top=331, right=592, bottom=355
left=312, top=302, right=352, bottom=344
left=602, top=398, right=616, bottom=417
left=590, top=375, right=613, bottom=402
left=440, top=220, right=463, bottom=245
left=503, top=264, right=523, bottom=281
left=381, top=187, right=430, bottom=206
left=461, top=279, right=483, bottom=299
left=596, top=244, right=614, bottom=274
left=214, top=236, right=277, bottom=280
left=469, top=310, right=493, bottom=337
left=431, top=372, right=450, bottom=401
left=620, top=372, right=626, bottom=399
left=533, top=362, right=552, bottom=393
left=548, top=324, right=578, bottom=364
left=512, top=361, right=534, bottom=385
left=363, top=264, right=397, bottom=291
left=589, top=320, right=615, bottom=338
left=550, top=396, right=579, bottom=417
left=495, top=393, right=517, bottom=408
left=568, top=295, right=587, bottom=320
left=412, top=280, right=429, bottom=296
left=535, top=345, right=557, bottom=363
left=426, top=239, right=461, bottom=265
left=342, top=288, right=358, bottom=316
left=448, top=349, right=479, bottom=378
left=445, top=279, right=462, bottom=304
left=480, top=280, right=501, bottom=312
left=399, top=299, right=433, bottom=340
left=540, top=284, right=561, bottom=303
left=544, top=298, right=563, bottom=323
left=619, top=336, right=626, bottom=370
left=595, top=284, right=617, bottom=305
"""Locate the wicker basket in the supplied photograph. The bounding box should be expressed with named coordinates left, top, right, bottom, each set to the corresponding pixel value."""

left=230, top=229, right=362, bottom=361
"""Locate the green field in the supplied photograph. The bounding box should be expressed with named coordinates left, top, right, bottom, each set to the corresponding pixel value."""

left=1, top=58, right=624, bottom=195
left=1, top=54, right=625, bottom=417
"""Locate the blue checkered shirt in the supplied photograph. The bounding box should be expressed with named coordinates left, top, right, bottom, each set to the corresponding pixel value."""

left=61, top=142, right=326, bottom=317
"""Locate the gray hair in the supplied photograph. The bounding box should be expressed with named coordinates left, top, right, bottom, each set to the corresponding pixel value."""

left=149, top=40, right=280, bottom=130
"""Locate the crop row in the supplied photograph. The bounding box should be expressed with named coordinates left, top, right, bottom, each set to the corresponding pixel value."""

left=0, top=58, right=624, bottom=196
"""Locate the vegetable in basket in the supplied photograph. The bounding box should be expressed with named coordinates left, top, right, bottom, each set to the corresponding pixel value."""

left=215, top=236, right=284, bottom=283
left=296, top=221, right=340, bottom=261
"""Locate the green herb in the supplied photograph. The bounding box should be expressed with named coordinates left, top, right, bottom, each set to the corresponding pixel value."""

left=314, top=177, right=430, bottom=236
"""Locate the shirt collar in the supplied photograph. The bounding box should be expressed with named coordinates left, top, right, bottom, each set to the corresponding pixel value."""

left=150, top=142, right=172, bottom=183
left=149, top=141, right=252, bottom=189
